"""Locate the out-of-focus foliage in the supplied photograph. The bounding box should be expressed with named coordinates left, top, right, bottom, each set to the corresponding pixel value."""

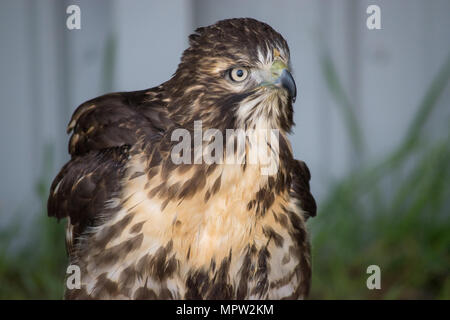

left=309, top=54, right=450, bottom=299
left=0, top=54, right=449, bottom=299
left=0, top=147, right=66, bottom=299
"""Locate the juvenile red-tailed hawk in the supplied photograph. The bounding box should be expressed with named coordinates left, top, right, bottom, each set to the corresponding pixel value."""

left=48, top=18, right=316, bottom=299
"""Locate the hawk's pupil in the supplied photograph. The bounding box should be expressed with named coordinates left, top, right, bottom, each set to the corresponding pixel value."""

left=236, top=69, right=244, bottom=77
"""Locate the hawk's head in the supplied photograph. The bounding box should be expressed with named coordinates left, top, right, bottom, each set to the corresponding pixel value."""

left=167, top=18, right=295, bottom=132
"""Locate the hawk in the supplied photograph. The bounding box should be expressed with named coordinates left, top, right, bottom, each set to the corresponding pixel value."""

left=48, top=18, right=316, bottom=300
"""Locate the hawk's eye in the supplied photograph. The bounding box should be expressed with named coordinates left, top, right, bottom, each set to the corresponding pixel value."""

left=229, top=67, right=249, bottom=82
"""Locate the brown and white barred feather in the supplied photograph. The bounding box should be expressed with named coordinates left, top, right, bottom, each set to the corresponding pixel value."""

left=48, top=18, right=316, bottom=300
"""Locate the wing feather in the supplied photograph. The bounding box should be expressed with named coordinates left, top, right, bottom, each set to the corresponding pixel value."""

left=290, top=159, right=316, bottom=220
left=48, top=89, right=170, bottom=253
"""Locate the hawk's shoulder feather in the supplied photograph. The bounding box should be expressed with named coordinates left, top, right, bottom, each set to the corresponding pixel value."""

left=290, top=159, right=316, bottom=220
left=48, top=88, right=171, bottom=253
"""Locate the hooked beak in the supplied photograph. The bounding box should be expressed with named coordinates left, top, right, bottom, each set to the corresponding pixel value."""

left=271, top=60, right=297, bottom=103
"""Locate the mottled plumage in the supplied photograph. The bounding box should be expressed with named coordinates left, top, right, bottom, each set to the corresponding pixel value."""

left=48, top=18, right=316, bottom=300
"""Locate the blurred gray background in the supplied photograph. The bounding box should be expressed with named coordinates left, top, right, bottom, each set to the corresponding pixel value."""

left=1, top=0, right=449, bottom=222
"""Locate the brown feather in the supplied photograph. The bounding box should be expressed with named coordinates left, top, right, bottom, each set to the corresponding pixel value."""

left=49, top=18, right=316, bottom=300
